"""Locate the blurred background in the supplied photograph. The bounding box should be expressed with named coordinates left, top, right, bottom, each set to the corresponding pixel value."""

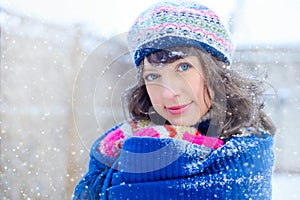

left=1, top=0, right=300, bottom=199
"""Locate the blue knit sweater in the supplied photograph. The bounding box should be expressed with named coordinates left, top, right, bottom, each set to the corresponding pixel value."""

left=73, top=123, right=274, bottom=200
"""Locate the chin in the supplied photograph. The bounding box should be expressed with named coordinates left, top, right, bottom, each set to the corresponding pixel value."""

left=167, top=116, right=199, bottom=126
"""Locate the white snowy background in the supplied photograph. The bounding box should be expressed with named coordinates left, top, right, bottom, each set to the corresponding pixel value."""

left=1, top=0, right=300, bottom=199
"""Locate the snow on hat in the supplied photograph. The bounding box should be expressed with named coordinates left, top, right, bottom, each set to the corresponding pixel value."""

left=127, top=1, right=235, bottom=67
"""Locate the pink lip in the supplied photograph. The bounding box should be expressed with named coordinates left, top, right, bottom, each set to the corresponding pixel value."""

left=166, top=102, right=193, bottom=115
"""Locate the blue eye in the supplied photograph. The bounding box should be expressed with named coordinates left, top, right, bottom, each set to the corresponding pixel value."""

left=145, top=73, right=159, bottom=81
left=178, top=63, right=190, bottom=71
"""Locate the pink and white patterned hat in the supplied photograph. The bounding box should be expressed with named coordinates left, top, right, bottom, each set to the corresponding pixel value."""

left=127, top=1, right=235, bottom=67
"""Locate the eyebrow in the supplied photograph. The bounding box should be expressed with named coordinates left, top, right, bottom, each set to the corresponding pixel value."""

left=142, top=68, right=157, bottom=73
left=142, top=62, right=161, bottom=72
left=145, top=57, right=188, bottom=67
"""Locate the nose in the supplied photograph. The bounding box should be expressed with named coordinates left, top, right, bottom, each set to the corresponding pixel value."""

left=161, top=75, right=180, bottom=99
left=162, top=85, right=178, bottom=99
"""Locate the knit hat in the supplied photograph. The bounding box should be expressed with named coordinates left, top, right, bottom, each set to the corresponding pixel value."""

left=127, top=1, right=235, bottom=67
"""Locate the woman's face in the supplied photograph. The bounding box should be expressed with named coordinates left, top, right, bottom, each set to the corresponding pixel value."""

left=143, top=55, right=212, bottom=126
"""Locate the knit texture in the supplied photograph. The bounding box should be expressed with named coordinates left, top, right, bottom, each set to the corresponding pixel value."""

left=98, top=120, right=224, bottom=158
left=73, top=121, right=274, bottom=200
left=127, top=1, right=235, bottom=67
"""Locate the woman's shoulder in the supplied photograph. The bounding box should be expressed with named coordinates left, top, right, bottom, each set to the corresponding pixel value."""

left=202, top=129, right=274, bottom=170
left=220, top=128, right=274, bottom=153
left=224, top=127, right=274, bottom=139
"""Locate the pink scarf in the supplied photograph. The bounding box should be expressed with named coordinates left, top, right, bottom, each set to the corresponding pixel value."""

left=99, top=120, right=224, bottom=158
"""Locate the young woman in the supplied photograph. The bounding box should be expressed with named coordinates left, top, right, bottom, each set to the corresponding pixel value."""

left=73, top=1, right=276, bottom=199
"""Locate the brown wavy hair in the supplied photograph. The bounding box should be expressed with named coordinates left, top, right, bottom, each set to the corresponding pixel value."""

left=122, top=47, right=275, bottom=138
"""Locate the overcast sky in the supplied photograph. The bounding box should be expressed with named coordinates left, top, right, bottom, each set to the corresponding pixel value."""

left=2, top=0, right=300, bottom=45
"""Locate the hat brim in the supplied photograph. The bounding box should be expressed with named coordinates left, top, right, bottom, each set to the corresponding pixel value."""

left=133, top=36, right=231, bottom=67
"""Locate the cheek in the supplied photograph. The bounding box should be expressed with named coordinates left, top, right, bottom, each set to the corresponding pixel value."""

left=146, top=85, right=167, bottom=116
left=201, top=85, right=212, bottom=109
left=146, top=85, right=161, bottom=105
left=189, top=76, right=211, bottom=107
left=203, top=85, right=212, bottom=107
